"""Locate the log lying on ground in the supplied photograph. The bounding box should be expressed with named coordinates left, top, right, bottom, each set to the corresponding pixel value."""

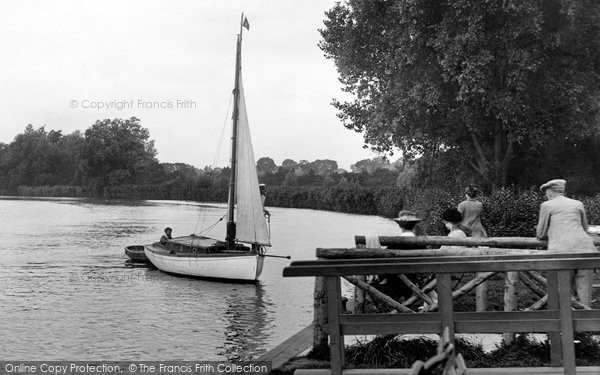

left=355, top=235, right=600, bottom=248
left=317, top=247, right=551, bottom=258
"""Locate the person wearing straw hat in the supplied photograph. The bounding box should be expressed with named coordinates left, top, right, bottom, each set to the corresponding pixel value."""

left=392, top=210, right=422, bottom=237
left=367, top=210, right=423, bottom=305
left=536, top=178, right=597, bottom=306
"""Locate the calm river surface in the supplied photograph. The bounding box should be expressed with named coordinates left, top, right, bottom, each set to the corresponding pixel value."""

left=0, top=197, right=399, bottom=360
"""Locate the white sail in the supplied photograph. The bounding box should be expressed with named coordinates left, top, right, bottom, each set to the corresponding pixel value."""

left=234, top=76, right=271, bottom=246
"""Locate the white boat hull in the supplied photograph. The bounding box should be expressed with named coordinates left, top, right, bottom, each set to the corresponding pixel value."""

left=144, top=245, right=264, bottom=281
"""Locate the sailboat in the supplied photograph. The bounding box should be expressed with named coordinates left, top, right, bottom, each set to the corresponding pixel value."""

left=144, top=15, right=271, bottom=282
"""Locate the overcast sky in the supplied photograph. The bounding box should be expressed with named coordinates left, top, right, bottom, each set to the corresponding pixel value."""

left=0, top=0, right=386, bottom=170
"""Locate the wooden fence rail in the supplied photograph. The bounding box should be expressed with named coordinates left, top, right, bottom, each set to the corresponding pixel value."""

left=354, top=235, right=600, bottom=249
left=283, top=248, right=600, bottom=375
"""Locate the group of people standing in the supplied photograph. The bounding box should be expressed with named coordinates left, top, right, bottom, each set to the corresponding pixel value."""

left=393, top=185, right=487, bottom=245
left=389, top=179, right=597, bottom=306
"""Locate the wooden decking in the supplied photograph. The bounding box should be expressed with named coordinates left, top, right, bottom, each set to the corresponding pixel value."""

left=257, top=324, right=314, bottom=370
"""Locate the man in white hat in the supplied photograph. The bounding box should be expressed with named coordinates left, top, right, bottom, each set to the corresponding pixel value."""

left=536, top=179, right=597, bottom=306
left=259, top=183, right=270, bottom=218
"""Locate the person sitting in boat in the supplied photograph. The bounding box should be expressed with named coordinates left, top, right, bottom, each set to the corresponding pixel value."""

left=259, top=184, right=271, bottom=218
left=160, top=227, right=172, bottom=245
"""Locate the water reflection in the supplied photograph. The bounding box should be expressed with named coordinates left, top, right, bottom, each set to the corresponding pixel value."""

left=218, top=283, right=274, bottom=361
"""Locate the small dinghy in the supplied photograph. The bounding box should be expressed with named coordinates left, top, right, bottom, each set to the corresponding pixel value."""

left=125, top=245, right=150, bottom=262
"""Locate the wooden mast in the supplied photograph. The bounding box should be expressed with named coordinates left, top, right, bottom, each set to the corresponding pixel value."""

left=226, top=13, right=245, bottom=249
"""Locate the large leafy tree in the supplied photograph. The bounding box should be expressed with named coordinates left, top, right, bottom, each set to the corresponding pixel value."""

left=256, top=157, right=278, bottom=176
left=81, top=117, right=159, bottom=187
left=320, top=0, right=600, bottom=188
left=0, top=125, right=84, bottom=191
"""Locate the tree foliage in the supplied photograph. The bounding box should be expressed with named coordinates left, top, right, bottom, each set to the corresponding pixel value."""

left=81, top=117, right=160, bottom=188
left=319, top=0, right=600, bottom=188
left=0, top=125, right=84, bottom=190
left=256, top=157, right=278, bottom=176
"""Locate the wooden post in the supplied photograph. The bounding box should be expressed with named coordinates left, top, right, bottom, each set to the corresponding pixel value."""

left=503, top=271, right=519, bottom=343
left=326, top=276, right=344, bottom=375
left=475, top=273, right=488, bottom=311
left=557, top=270, right=576, bottom=375
left=353, top=242, right=366, bottom=314
left=312, top=276, right=328, bottom=351
left=547, top=271, right=563, bottom=367
left=437, top=273, right=455, bottom=345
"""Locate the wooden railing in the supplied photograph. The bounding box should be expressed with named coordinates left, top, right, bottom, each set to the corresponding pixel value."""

left=283, top=238, right=600, bottom=375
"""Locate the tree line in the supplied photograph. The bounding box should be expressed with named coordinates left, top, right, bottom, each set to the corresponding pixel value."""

left=2, top=113, right=599, bottom=201
left=0, top=118, right=403, bottom=198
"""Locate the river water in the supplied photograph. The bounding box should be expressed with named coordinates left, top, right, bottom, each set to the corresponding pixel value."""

left=0, top=197, right=399, bottom=361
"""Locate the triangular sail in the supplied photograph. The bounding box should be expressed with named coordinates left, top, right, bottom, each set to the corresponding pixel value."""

left=234, top=76, right=271, bottom=246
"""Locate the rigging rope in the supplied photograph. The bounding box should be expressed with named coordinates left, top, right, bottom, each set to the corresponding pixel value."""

left=192, top=93, right=234, bottom=239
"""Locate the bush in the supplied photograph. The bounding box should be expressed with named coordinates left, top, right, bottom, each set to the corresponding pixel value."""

left=14, top=183, right=600, bottom=233
left=401, top=186, right=549, bottom=237
left=580, top=194, right=600, bottom=225
left=481, top=187, right=544, bottom=237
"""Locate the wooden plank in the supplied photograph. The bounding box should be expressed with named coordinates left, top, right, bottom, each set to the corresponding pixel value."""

left=339, top=310, right=600, bottom=323
left=454, top=320, right=560, bottom=333
left=326, top=276, right=344, bottom=375
left=294, top=367, right=600, bottom=375
left=283, top=256, right=600, bottom=277
left=292, top=252, right=598, bottom=265
left=337, top=310, right=600, bottom=335
left=257, top=324, right=313, bottom=369
left=341, top=321, right=441, bottom=336
left=341, top=312, right=442, bottom=323
left=339, top=309, right=600, bottom=323
left=341, top=320, right=561, bottom=335
left=557, top=270, right=576, bottom=375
